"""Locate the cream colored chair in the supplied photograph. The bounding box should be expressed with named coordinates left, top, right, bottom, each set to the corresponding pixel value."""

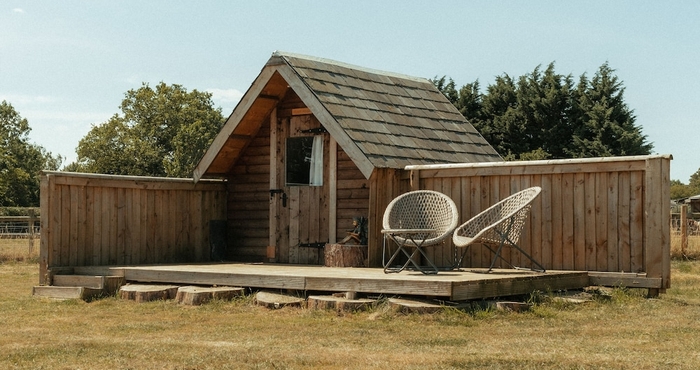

left=453, top=187, right=545, bottom=272
left=382, top=190, right=459, bottom=274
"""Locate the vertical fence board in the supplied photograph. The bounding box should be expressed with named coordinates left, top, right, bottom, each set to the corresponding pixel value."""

left=541, top=175, right=553, bottom=269
left=573, top=173, right=586, bottom=270
left=607, top=172, right=619, bottom=272
left=60, top=186, right=71, bottom=266
left=618, top=172, right=631, bottom=272
left=131, top=189, right=141, bottom=265
left=39, top=175, right=50, bottom=284
left=551, top=174, right=563, bottom=269
left=561, top=173, right=575, bottom=270
left=584, top=172, right=596, bottom=271
left=76, top=185, right=87, bottom=266
left=595, top=173, right=608, bottom=271
left=92, top=187, right=102, bottom=266
left=69, top=185, right=79, bottom=266
left=117, top=188, right=126, bottom=265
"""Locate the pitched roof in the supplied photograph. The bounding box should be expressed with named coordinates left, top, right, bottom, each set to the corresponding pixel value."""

left=194, top=51, right=501, bottom=181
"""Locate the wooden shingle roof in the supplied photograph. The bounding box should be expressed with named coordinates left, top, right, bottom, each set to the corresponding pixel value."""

left=194, top=52, right=501, bottom=181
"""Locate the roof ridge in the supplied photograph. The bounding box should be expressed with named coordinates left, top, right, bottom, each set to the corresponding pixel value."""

left=272, top=50, right=430, bottom=84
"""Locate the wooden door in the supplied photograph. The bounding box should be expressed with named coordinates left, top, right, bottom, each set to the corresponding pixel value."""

left=270, top=113, right=330, bottom=264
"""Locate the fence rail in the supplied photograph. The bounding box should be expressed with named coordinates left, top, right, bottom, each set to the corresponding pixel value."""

left=0, top=216, right=40, bottom=238
left=0, top=214, right=40, bottom=254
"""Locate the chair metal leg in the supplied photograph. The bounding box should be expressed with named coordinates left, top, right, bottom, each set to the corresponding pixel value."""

left=383, top=234, right=439, bottom=274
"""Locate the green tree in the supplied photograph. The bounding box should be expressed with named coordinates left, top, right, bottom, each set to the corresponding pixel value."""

left=0, top=101, right=62, bottom=206
left=72, top=82, right=224, bottom=177
left=567, top=63, right=652, bottom=157
left=434, top=62, right=653, bottom=160
left=670, top=179, right=694, bottom=200
left=688, top=169, right=700, bottom=195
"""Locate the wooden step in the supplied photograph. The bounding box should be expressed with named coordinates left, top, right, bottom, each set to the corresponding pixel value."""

left=388, top=297, right=444, bottom=314
left=175, top=286, right=245, bottom=305
left=254, top=291, right=305, bottom=309
left=119, top=284, right=180, bottom=303
left=52, top=275, right=125, bottom=295
left=307, top=295, right=376, bottom=312
left=32, top=286, right=103, bottom=300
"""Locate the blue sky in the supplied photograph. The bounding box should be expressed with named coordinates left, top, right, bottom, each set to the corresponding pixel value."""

left=1, top=1, right=698, bottom=181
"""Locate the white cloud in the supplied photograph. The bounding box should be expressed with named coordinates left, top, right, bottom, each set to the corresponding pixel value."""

left=0, top=94, right=57, bottom=105
left=207, top=88, right=244, bottom=104
left=12, top=8, right=24, bottom=13
left=23, top=110, right=111, bottom=124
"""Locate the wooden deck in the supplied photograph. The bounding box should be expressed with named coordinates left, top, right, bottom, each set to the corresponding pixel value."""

left=76, top=263, right=590, bottom=301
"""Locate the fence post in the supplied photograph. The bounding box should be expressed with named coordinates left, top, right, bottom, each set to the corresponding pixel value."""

left=681, top=205, right=688, bottom=256
left=28, top=209, right=36, bottom=255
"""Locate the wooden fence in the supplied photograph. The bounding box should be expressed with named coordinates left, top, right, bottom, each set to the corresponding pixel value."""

left=397, top=155, right=671, bottom=291
left=0, top=212, right=39, bottom=254
left=39, top=171, right=227, bottom=284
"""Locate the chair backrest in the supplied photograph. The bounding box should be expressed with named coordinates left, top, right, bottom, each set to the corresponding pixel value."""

left=383, top=190, right=459, bottom=245
left=468, top=186, right=542, bottom=245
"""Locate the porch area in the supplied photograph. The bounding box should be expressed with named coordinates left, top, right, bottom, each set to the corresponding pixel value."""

left=69, top=263, right=591, bottom=301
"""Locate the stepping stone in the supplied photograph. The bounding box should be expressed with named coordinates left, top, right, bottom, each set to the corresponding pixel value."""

left=388, top=297, right=444, bottom=314
left=119, top=284, right=180, bottom=303
left=307, top=295, right=376, bottom=312
left=175, top=286, right=245, bottom=305
left=254, top=291, right=305, bottom=309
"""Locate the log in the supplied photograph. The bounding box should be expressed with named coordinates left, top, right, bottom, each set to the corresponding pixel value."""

left=388, top=298, right=443, bottom=314
left=175, top=286, right=245, bottom=305
left=254, top=291, right=305, bottom=309
left=307, top=295, right=375, bottom=312
left=119, top=284, right=180, bottom=303
left=324, top=244, right=367, bottom=267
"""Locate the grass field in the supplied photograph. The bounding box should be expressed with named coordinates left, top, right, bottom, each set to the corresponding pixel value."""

left=2, top=238, right=700, bottom=369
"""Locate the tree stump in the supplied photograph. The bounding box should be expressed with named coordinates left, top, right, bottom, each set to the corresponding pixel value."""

left=388, top=297, right=444, bottom=314
left=324, top=244, right=367, bottom=267
left=175, top=286, right=245, bottom=305
left=307, top=295, right=376, bottom=312
left=119, top=284, right=180, bottom=303
left=254, top=291, right=305, bottom=309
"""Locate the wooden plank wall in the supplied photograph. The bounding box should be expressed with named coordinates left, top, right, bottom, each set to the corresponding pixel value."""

left=228, top=118, right=271, bottom=262
left=335, top=148, right=370, bottom=243
left=39, top=172, right=227, bottom=283
left=397, top=155, right=671, bottom=289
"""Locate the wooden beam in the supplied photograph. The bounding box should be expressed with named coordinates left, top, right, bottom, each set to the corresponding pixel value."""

left=268, top=107, right=278, bottom=262
left=291, top=107, right=312, bottom=116
left=404, top=155, right=672, bottom=178
left=329, top=137, right=338, bottom=243
left=193, top=66, right=279, bottom=182
left=48, top=172, right=226, bottom=192
left=258, top=94, right=280, bottom=101
left=588, top=272, right=662, bottom=289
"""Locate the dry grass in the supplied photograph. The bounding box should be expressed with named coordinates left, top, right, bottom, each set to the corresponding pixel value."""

left=3, top=239, right=700, bottom=369
left=0, top=237, right=39, bottom=263
left=671, top=232, right=700, bottom=260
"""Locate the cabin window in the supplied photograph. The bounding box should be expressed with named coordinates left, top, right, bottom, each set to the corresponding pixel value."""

left=286, top=136, right=323, bottom=186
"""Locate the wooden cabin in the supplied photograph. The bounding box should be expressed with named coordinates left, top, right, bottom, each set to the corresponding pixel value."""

left=38, top=52, right=671, bottom=293
left=193, top=51, right=502, bottom=265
